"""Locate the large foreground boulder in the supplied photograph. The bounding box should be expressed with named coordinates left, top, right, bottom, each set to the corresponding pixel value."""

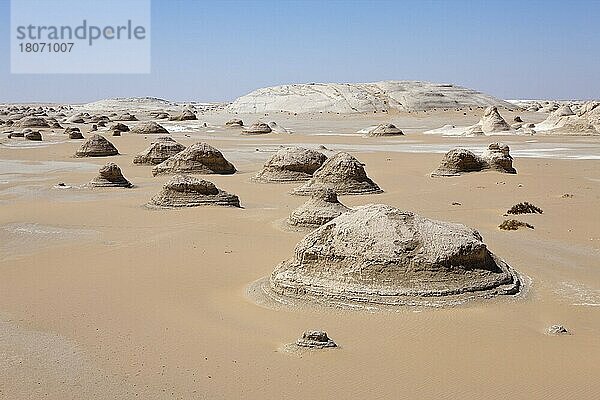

left=265, top=204, right=522, bottom=306
left=152, top=142, right=236, bottom=176
left=87, top=163, right=132, bottom=188
left=293, top=152, right=382, bottom=195
left=130, top=121, right=169, bottom=135
left=431, top=143, right=516, bottom=176
left=75, top=134, right=118, bottom=157
left=133, top=136, right=186, bottom=165
left=252, top=147, right=327, bottom=183
left=288, top=188, right=350, bottom=228
left=147, top=174, right=240, bottom=208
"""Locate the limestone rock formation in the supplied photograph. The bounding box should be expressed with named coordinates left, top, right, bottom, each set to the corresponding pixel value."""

left=225, top=118, right=243, bottom=127
left=363, top=123, right=404, bottom=136
left=75, top=134, right=119, bottom=157
left=265, top=204, right=522, bottom=306
left=431, top=143, right=516, bottom=176
left=252, top=147, right=327, bottom=183
left=65, top=127, right=83, bottom=139
left=296, top=331, right=337, bottom=349
left=115, top=112, right=137, bottom=121
left=293, top=152, right=382, bottom=196
left=478, top=106, right=511, bottom=133
left=152, top=142, right=236, bottom=176
left=133, top=136, right=186, bottom=165
left=242, top=121, right=271, bottom=135
left=147, top=174, right=240, bottom=208
left=110, top=123, right=130, bottom=133
left=169, top=108, right=197, bottom=121
left=535, top=101, right=600, bottom=134
left=288, top=188, right=350, bottom=228
left=24, top=131, right=42, bottom=141
left=87, top=163, right=132, bottom=188
left=14, top=116, right=50, bottom=128
left=130, top=121, right=169, bottom=135
left=228, top=81, right=515, bottom=114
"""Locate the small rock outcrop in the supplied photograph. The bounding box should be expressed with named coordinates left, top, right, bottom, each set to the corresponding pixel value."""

left=130, top=121, right=169, bottom=135
left=506, top=202, right=543, bottom=215
left=147, top=174, right=240, bottom=208
left=65, top=127, right=84, bottom=139
left=152, top=142, right=236, bottom=176
left=364, top=123, right=404, bottom=136
left=242, top=121, right=271, bottom=135
left=110, top=123, right=130, bottom=133
left=296, top=331, right=337, bottom=349
left=75, top=134, right=119, bottom=157
left=288, top=188, right=350, bottom=228
left=498, top=219, right=534, bottom=230
left=263, top=204, right=522, bottom=307
left=87, top=163, right=132, bottom=188
left=133, top=136, right=186, bottom=165
left=225, top=118, right=243, bottom=127
left=547, top=325, right=570, bottom=335
left=292, top=152, right=382, bottom=196
left=252, top=147, right=327, bottom=183
left=431, top=143, right=516, bottom=176
left=24, top=131, right=42, bottom=141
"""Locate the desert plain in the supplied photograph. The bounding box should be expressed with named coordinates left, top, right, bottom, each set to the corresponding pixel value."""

left=1, top=83, right=599, bottom=399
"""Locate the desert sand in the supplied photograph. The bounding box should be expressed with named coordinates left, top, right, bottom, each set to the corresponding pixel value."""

left=1, top=87, right=600, bottom=399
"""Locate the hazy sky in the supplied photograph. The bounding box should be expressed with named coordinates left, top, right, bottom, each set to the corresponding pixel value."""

left=1, top=0, right=599, bottom=103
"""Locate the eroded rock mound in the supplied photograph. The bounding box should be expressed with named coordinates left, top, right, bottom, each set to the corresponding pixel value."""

left=266, top=204, right=522, bottom=306
left=242, top=121, right=271, bottom=135
left=536, top=101, right=600, bottom=134
left=293, top=152, right=382, bottom=195
left=499, top=219, right=534, bottom=230
left=65, top=127, right=83, bottom=139
left=364, top=123, right=404, bottom=136
left=252, top=147, right=327, bottom=183
left=147, top=174, right=240, bottom=208
left=24, top=131, right=42, bottom=141
left=130, top=121, right=169, bottom=135
left=506, top=202, right=543, bottom=215
left=75, top=134, right=119, bottom=157
left=169, top=108, right=197, bottom=121
left=431, top=143, right=516, bottom=176
left=133, top=136, right=186, bottom=165
left=88, top=163, right=132, bottom=188
left=14, top=116, right=50, bottom=128
left=288, top=188, right=350, bottom=228
left=225, top=118, right=243, bottom=127
left=296, top=331, right=337, bottom=349
left=110, top=123, right=130, bottom=133
left=547, top=325, right=570, bottom=335
left=152, top=142, right=236, bottom=176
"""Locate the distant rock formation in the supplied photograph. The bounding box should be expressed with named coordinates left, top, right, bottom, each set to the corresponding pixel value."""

left=229, top=81, right=514, bottom=114
left=87, top=163, right=132, bottom=188
left=169, top=108, right=197, bottom=121
left=133, top=136, right=186, bottom=165
left=478, top=106, right=511, bottom=133
left=499, top=219, right=534, bottom=230
left=288, top=188, right=350, bottom=228
left=130, top=121, right=169, bottom=135
left=264, top=204, right=522, bottom=307
left=252, top=147, right=327, bottom=183
left=293, top=152, right=382, bottom=196
left=65, top=127, right=84, bottom=139
left=24, top=131, right=42, bottom=141
left=225, top=118, right=243, bottom=127
left=14, top=116, right=50, bottom=128
left=75, top=134, right=118, bottom=157
left=152, top=142, right=236, bottom=176
left=362, top=123, right=404, bottom=137
left=431, top=143, right=516, bottom=176
left=535, top=101, right=600, bottom=134
left=147, top=174, right=240, bottom=208
left=242, top=121, right=271, bottom=135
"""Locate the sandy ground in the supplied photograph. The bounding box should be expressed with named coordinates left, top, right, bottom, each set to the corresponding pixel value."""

left=1, top=110, right=599, bottom=399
